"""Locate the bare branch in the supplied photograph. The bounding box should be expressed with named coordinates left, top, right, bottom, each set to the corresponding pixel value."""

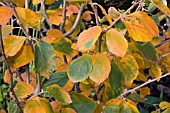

left=64, top=3, right=85, bottom=37
left=40, top=0, right=53, bottom=29
left=0, top=25, right=23, bottom=113
left=119, top=72, right=170, bottom=98
left=60, top=0, right=66, bottom=32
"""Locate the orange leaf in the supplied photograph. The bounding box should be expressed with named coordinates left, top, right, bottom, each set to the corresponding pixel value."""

left=3, top=35, right=26, bottom=56
left=4, top=70, right=16, bottom=84
left=0, top=6, right=13, bottom=26
left=8, top=45, right=34, bottom=68
left=42, top=29, right=64, bottom=43
left=96, top=4, right=112, bottom=25
left=122, top=11, right=159, bottom=42
left=106, top=28, right=128, bottom=57
left=61, top=108, right=76, bottom=113
left=66, top=4, right=79, bottom=16
left=160, top=101, right=170, bottom=110
left=14, top=82, right=34, bottom=99
left=49, top=8, right=63, bottom=26
left=81, top=11, right=94, bottom=21
left=139, top=87, right=150, bottom=96
left=89, top=53, right=111, bottom=85
left=76, top=26, right=102, bottom=51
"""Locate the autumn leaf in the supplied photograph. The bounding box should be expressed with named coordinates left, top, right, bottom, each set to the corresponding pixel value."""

left=160, top=101, right=170, bottom=110
left=8, top=45, right=34, bottom=68
left=66, top=0, right=89, bottom=2
left=150, top=0, right=170, bottom=17
left=16, top=7, right=40, bottom=30
left=149, top=64, right=162, bottom=81
left=76, top=26, right=102, bottom=51
left=47, top=84, right=72, bottom=105
left=24, top=97, right=53, bottom=113
left=2, top=25, right=13, bottom=39
left=106, top=28, right=128, bottom=57
left=34, top=40, right=56, bottom=76
left=67, top=54, right=92, bottom=82
left=89, top=53, right=111, bottom=85
left=0, top=6, right=13, bottom=26
left=3, top=35, right=26, bottom=56
left=122, top=11, right=159, bottom=42
left=14, top=82, right=34, bottom=99
left=49, top=8, right=62, bottom=26
left=139, top=87, right=150, bottom=96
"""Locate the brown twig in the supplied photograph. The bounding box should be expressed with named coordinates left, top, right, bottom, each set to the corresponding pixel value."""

left=64, top=3, right=85, bottom=37
left=40, top=0, right=52, bottom=29
left=119, top=72, right=170, bottom=98
left=60, top=0, right=66, bottom=32
left=0, top=25, right=23, bottom=113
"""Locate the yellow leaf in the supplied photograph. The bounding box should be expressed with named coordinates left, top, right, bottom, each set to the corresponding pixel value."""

left=121, top=54, right=139, bottom=87
left=16, top=7, right=40, bottom=30
left=0, top=6, right=13, bottom=26
left=14, top=82, right=34, bottom=99
left=108, top=7, right=120, bottom=20
left=136, top=72, right=147, bottom=82
left=32, top=0, right=55, bottom=5
left=106, top=28, right=128, bottom=57
left=12, top=0, right=25, bottom=7
left=149, top=64, right=162, bottom=81
left=89, top=53, right=111, bottom=85
left=139, top=87, right=150, bottom=96
left=76, top=26, right=102, bottom=51
left=2, top=25, right=13, bottom=39
left=4, top=70, right=16, bottom=84
left=8, top=45, right=34, bottom=68
left=3, top=35, right=26, bottom=56
left=160, top=101, right=170, bottom=110
left=126, top=102, right=140, bottom=113
left=151, top=0, right=170, bottom=17
left=122, top=11, right=159, bottom=42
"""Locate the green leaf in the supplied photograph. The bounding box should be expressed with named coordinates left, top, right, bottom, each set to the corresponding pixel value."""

left=8, top=99, right=20, bottom=113
left=108, top=63, right=123, bottom=98
left=68, top=92, right=96, bottom=113
left=35, top=40, right=56, bottom=76
left=135, top=42, right=159, bottom=63
left=67, top=54, right=92, bottom=82
left=43, top=72, right=68, bottom=90
left=52, top=38, right=75, bottom=56
left=121, top=104, right=131, bottom=113
left=46, top=84, right=72, bottom=105
left=24, top=97, right=53, bottom=113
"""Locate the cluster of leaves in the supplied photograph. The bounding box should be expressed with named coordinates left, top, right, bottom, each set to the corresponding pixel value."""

left=0, top=0, right=170, bottom=113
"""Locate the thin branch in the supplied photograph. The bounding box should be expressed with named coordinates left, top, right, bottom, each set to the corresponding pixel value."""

left=34, top=74, right=41, bottom=95
left=155, top=38, right=170, bottom=48
left=0, top=2, right=6, bottom=6
left=119, top=72, right=170, bottom=97
left=9, top=1, right=29, bottom=38
left=40, top=0, right=53, bottom=29
left=102, top=1, right=140, bottom=32
left=89, top=0, right=100, bottom=26
left=0, top=25, right=23, bottom=113
left=60, top=0, right=66, bottom=32
left=25, top=0, right=29, bottom=8
left=64, top=3, right=85, bottom=37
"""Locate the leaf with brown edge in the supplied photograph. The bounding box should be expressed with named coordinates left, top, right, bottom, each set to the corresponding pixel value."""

left=106, top=28, right=128, bottom=57
left=150, top=0, right=170, bottom=17
left=46, top=84, right=72, bottom=105
left=122, top=11, right=159, bottom=42
left=121, top=54, right=139, bottom=87
left=24, top=97, right=53, bottom=113
left=14, top=82, right=34, bottom=99
left=0, top=6, right=13, bottom=26
left=15, top=7, right=40, bottom=30
left=3, top=35, right=26, bottom=56
left=76, top=26, right=102, bottom=51
left=89, top=53, right=111, bottom=85
left=8, top=45, right=34, bottom=68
